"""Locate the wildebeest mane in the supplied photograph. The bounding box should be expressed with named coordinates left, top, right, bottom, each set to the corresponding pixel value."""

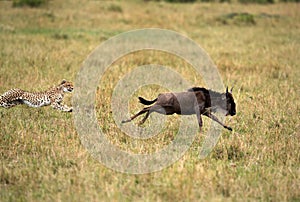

left=187, top=87, right=223, bottom=97
left=187, top=87, right=224, bottom=110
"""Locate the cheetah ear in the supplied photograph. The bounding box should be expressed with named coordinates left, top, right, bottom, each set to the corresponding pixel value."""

left=60, top=79, right=67, bottom=84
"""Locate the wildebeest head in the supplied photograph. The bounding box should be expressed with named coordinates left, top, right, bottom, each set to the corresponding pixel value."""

left=224, top=87, right=236, bottom=116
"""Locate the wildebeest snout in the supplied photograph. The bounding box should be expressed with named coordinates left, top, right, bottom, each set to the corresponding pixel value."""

left=231, top=110, right=236, bottom=116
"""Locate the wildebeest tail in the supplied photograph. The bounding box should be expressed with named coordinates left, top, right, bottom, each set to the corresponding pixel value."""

left=138, top=97, right=157, bottom=105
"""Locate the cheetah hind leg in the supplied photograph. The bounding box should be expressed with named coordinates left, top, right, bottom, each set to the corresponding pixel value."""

left=0, top=99, right=24, bottom=108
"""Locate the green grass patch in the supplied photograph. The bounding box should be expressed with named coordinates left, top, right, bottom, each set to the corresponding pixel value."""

left=217, top=12, right=256, bottom=25
left=107, top=3, right=123, bottom=13
left=12, top=0, right=49, bottom=8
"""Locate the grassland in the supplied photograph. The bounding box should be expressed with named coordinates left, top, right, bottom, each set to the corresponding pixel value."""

left=0, top=0, right=299, bottom=201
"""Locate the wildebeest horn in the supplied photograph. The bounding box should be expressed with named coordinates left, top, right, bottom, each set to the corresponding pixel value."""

left=226, top=86, right=228, bottom=94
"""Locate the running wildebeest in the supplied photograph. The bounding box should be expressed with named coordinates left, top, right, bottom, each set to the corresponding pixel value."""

left=122, top=87, right=236, bottom=131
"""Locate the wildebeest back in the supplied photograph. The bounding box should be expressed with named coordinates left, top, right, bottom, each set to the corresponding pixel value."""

left=156, top=92, right=207, bottom=115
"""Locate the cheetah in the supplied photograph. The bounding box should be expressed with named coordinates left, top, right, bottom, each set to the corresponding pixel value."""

left=0, top=80, right=73, bottom=112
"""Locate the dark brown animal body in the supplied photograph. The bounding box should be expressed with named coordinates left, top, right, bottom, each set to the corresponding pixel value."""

left=122, top=87, right=236, bottom=131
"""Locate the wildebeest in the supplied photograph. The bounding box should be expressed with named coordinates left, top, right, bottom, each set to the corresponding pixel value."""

left=122, top=87, right=236, bottom=131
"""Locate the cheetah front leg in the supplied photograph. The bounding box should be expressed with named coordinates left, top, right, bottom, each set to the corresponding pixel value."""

left=51, top=102, right=73, bottom=112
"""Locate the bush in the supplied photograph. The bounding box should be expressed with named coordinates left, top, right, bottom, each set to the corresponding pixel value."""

left=238, top=0, right=274, bottom=4
left=280, top=0, right=300, bottom=2
left=158, top=0, right=197, bottom=2
left=12, top=0, right=48, bottom=8
left=200, top=0, right=231, bottom=3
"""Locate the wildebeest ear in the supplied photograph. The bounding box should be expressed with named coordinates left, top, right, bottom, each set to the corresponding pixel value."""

left=230, top=87, right=233, bottom=93
left=226, top=86, right=228, bottom=94
left=61, top=79, right=67, bottom=84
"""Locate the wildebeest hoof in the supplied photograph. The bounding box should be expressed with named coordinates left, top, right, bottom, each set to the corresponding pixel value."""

left=226, top=126, right=233, bottom=131
left=121, top=120, right=128, bottom=124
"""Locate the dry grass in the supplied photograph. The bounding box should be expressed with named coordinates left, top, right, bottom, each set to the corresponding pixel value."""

left=0, top=0, right=299, bottom=201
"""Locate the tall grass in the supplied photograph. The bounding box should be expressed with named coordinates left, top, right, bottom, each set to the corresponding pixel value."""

left=0, top=0, right=299, bottom=201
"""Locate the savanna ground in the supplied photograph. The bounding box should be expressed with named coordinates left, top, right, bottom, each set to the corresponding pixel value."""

left=0, top=0, right=299, bottom=201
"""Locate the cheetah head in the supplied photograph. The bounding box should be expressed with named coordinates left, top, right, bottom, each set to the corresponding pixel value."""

left=60, top=80, right=74, bottom=93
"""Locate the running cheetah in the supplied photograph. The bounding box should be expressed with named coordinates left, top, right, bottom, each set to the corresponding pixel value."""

left=0, top=80, right=73, bottom=112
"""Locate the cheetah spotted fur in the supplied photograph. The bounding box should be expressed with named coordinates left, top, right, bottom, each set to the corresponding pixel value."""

left=0, top=80, right=73, bottom=112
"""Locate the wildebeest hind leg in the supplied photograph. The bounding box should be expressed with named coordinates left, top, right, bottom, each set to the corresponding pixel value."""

left=122, top=107, right=150, bottom=123
left=139, top=105, right=166, bottom=125
left=139, top=111, right=150, bottom=125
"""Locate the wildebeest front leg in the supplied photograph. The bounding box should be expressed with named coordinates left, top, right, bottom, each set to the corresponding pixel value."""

left=205, top=113, right=232, bottom=131
left=196, top=112, right=203, bottom=131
